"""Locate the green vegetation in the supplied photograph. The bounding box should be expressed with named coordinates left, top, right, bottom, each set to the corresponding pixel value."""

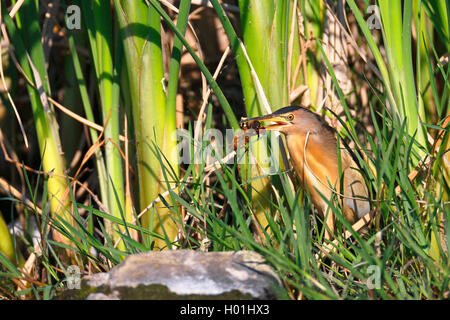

left=0, top=0, right=448, bottom=300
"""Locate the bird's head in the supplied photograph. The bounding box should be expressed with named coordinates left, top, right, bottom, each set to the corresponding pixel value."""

left=239, top=106, right=327, bottom=136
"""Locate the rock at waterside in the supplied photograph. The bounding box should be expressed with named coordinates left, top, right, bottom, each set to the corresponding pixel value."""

left=60, top=250, right=283, bottom=300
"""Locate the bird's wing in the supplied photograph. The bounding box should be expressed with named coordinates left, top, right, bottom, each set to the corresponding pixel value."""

left=343, top=165, right=370, bottom=219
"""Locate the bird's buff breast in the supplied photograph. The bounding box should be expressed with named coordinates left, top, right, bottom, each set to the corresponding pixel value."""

left=286, top=134, right=340, bottom=216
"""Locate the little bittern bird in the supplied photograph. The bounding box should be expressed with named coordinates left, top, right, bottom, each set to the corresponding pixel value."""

left=240, top=106, right=370, bottom=239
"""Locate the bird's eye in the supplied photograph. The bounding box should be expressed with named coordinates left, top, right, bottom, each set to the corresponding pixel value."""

left=287, top=114, right=295, bottom=121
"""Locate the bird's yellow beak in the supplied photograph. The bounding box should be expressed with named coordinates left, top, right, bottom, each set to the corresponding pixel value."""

left=239, top=114, right=292, bottom=131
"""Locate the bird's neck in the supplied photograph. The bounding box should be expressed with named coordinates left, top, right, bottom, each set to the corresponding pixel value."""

left=286, top=132, right=340, bottom=187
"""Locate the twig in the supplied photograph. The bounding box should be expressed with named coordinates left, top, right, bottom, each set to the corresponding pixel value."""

left=0, top=177, right=42, bottom=215
left=190, top=0, right=240, bottom=13
left=194, top=46, right=230, bottom=159
left=0, top=14, right=28, bottom=148
left=8, top=0, right=25, bottom=18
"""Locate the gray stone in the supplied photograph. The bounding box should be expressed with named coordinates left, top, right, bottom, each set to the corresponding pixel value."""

left=61, top=250, right=283, bottom=300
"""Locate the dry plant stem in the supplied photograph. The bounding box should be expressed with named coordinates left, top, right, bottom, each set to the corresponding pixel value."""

left=136, top=180, right=190, bottom=220
left=0, top=147, right=109, bottom=214
left=194, top=46, right=230, bottom=165
left=0, top=21, right=28, bottom=147
left=0, top=178, right=43, bottom=216
left=287, top=0, right=298, bottom=96
left=187, top=6, right=205, bottom=19
left=296, top=8, right=309, bottom=89
left=8, top=0, right=25, bottom=18
left=0, top=167, right=108, bottom=215
left=289, top=85, right=309, bottom=104
left=323, top=0, right=382, bottom=80
left=50, top=97, right=126, bottom=142
left=316, top=211, right=372, bottom=259
left=17, top=243, right=41, bottom=293
left=124, top=115, right=138, bottom=241
left=289, top=11, right=312, bottom=106
left=290, top=9, right=304, bottom=92
left=68, top=138, right=86, bottom=170
left=0, top=129, right=25, bottom=192
left=111, top=117, right=138, bottom=249
left=203, top=150, right=236, bottom=173
left=158, top=0, right=208, bottom=98
left=75, top=180, right=89, bottom=199
left=320, top=0, right=350, bottom=121
left=70, top=110, right=126, bottom=184
left=190, top=0, right=240, bottom=13
left=192, top=43, right=232, bottom=239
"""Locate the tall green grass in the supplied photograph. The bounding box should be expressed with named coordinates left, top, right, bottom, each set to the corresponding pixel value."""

left=0, top=0, right=448, bottom=300
left=1, top=1, right=74, bottom=246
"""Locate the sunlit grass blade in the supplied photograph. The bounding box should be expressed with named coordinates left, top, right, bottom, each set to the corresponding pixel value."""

left=80, top=0, right=126, bottom=249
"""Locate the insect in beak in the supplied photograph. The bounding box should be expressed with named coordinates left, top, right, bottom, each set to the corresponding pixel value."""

left=239, top=118, right=262, bottom=138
